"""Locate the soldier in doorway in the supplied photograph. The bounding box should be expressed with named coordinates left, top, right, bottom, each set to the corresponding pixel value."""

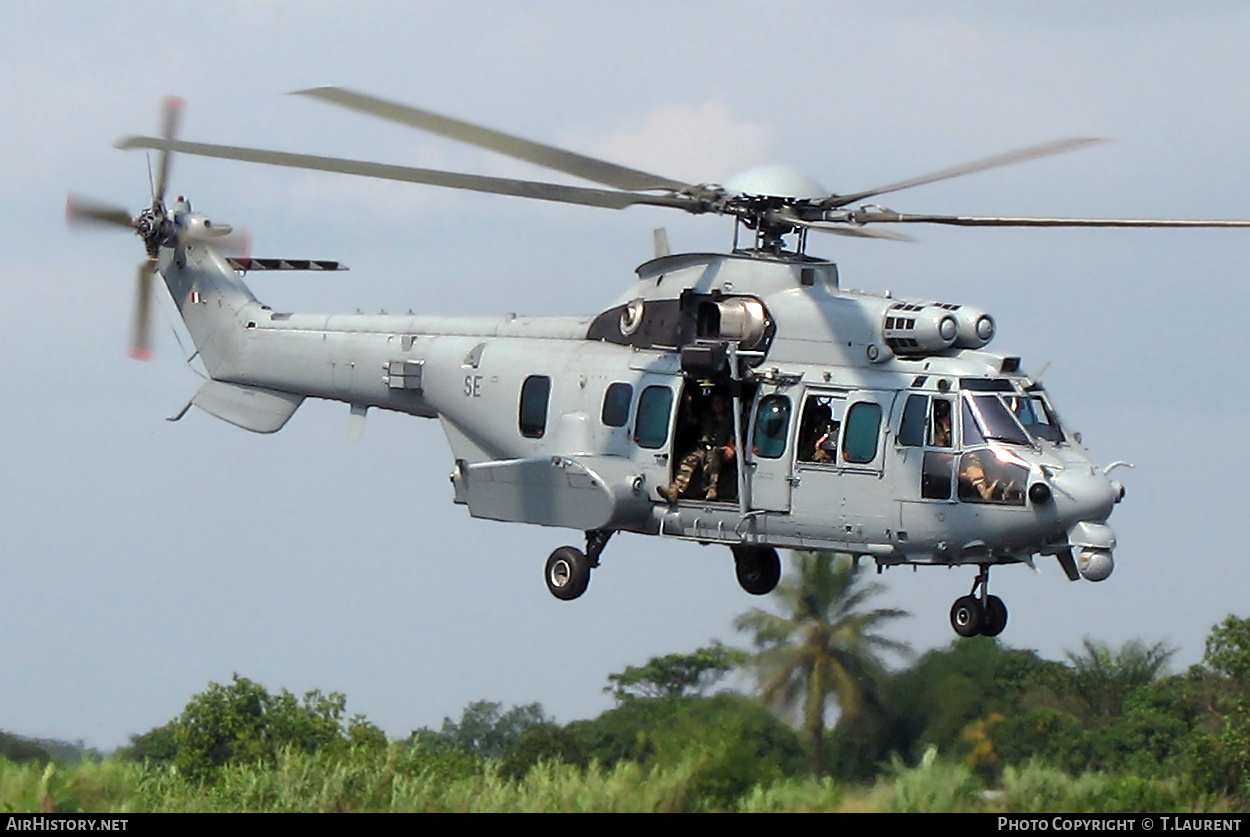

left=658, top=391, right=736, bottom=503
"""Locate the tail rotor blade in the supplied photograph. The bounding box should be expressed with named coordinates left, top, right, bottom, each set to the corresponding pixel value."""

left=129, top=260, right=156, bottom=360
left=66, top=195, right=134, bottom=230
left=153, top=96, right=185, bottom=203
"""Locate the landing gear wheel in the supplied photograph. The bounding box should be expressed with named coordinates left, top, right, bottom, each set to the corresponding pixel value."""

left=545, top=546, right=591, bottom=601
left=950, top=595, right=985, bottom=637
left=982, top=595, right=1008, bottom=637
left=733, top=546, right=781, bottom=596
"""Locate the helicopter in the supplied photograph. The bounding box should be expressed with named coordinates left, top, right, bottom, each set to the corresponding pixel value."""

left=67, top=90, right=1250, bottom=638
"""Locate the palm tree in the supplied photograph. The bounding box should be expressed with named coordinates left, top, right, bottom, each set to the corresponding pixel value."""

left=734, top=551, right=909, bottom=773
left=1064, top=637, right=1176, bottom=720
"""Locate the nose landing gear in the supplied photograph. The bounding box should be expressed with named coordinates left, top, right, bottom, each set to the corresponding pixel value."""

left=949, top=565, right=1008, bottom=637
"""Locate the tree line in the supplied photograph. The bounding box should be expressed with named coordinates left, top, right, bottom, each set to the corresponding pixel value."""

left=5, top=552, right=1250, bottom=811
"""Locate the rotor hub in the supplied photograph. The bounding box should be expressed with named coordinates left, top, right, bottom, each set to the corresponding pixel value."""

left=135, top=204, right=175, bottom=256
left=725, top=165, right=828, bottom=201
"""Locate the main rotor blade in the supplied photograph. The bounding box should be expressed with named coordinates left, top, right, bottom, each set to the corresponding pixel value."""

left=130, top=260, right=156, bottom=360
left=771, top=206, right=912, bottom=241
left=66, top=195, right=134, bottom=229
left=852, top=209, right=1250, bottom=228
left=825, top=138, right=1106, bottom=208
left=116, top=136, right=698, bottom=212
left=800, top=221, right=914, bottom=242
left=153, top=96, right=184, bottom=204
left=294, top=87, right=692, bottom=193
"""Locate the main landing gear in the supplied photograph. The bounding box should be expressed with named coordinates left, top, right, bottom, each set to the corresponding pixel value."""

left=545, top=530, right=613, bottom=601
left=732, top=545, right=781, bottom=596
left=949, top=565, right=1008, bottom=638
left=545, top=536, right=782, bottom=601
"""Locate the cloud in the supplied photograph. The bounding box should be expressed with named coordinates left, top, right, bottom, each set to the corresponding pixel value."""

left=593, top=101, right=774, bottom=186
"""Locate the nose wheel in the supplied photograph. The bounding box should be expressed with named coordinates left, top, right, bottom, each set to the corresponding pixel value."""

left=950, top=595, right=984, bottom=636
left=949, top=566, right=1008, bottom=637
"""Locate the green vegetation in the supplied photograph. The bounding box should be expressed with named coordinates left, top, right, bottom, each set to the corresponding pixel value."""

left=604, top=642, right=747, bottom=701
left=153, top=675, right=385, bottom=781
left=735, top=552, right=909, bottom=774
left=4, top=555, right=1250, bottom=812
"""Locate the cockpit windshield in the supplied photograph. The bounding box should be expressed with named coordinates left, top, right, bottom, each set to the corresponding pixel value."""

left=1009, top=391, right=1064, bottom=443
left=957, top=378, right=1067, bottom=445
left=963, top=393, right=1031, bottom=446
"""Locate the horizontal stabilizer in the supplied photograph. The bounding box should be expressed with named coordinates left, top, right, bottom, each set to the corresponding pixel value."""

left=227, top=258, right=348, bottom=272
left=192, top=380, right=304, bottom=434
left=451, top=455, right=651, bottom=530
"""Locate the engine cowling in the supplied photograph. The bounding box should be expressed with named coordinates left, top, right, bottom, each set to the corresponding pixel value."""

left=944, top=303, right=996, bottom=349
left=882, top=302, right=958, bottom=355
left=880, top=300, right=995, bottom=355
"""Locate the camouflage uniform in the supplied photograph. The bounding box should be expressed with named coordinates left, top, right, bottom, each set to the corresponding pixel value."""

left=658, top=404, right=734, bottom=502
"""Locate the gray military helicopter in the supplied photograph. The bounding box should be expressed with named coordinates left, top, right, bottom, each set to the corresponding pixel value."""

left=69, top=91, right=1250, bottom=637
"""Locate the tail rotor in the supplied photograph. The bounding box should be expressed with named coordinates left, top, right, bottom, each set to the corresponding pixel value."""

left=68, top=97, right=192, bottom=360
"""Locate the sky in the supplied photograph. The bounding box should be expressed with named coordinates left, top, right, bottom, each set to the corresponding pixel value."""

left=3, top=1, right=1250, bottom=749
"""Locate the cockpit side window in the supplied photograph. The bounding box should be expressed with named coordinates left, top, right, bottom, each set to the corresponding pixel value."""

left=899, top=394, right=927, bottom=447
left=930, top=399, right=953, bottom=448
left=922, top=452, right=955, bottom=499
left=957, top=450, right=1027, bottom=505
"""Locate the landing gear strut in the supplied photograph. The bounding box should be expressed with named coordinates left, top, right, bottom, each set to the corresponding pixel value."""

left=732, top=545, right=781, bottom=595
left=949, top=565, right=1008, bottom=637
left=544, top=530, right=613, bottom=601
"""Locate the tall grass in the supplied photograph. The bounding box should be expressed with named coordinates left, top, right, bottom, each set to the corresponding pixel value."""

left=0, top=750, right=1225, bottom=813
left=0, top=760, right=139, bottom=813
left=2, top=748, right=796, bottom=813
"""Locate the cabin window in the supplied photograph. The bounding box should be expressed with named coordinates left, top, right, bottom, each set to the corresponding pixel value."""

left=797, top=394, right=844, bottom=463
left=899, top=394, right=927, bottom=447
left=752, top=395, right=791, bottom=459
left=634, top=385, right=674, bottom=449
left=519, top=375, right=551, bottom=438
left=601, top=382, right=632, bottom=427
left=841, top=402, right=882, bottom=464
